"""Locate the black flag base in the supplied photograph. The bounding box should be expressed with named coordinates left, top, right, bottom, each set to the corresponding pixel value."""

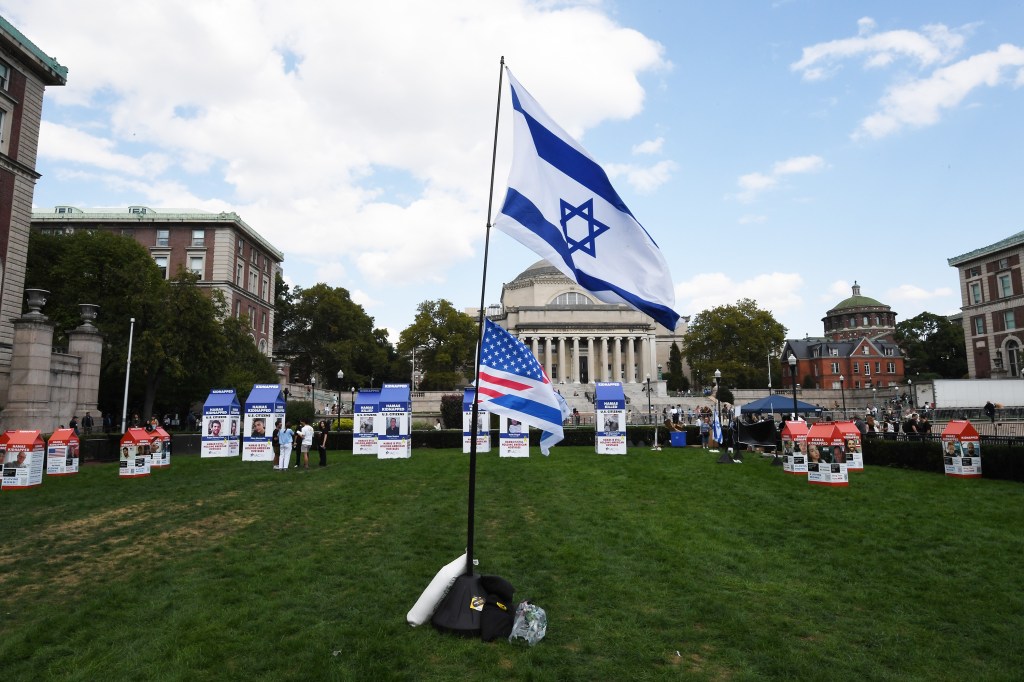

left=770, top=454, right=784, bottom=466
left=431, top=574, right=483, bottom=637
left=716, top=450, right=735, bottom=464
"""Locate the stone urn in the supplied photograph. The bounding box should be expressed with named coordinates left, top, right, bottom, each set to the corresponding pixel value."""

left=23, top=288, right=49, bottom=319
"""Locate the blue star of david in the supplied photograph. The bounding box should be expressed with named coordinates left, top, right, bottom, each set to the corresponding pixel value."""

left=559, top=198, right=610, bottom=257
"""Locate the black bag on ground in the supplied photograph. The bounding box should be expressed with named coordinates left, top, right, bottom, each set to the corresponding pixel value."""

left=478, top=575, right=515, bottom=642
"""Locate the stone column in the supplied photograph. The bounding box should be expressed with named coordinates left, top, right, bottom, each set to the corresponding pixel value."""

left=640, top=335, right=650, bottom=380
left=572, top=336, right=581, bottom=383
left=531, top=336, right=539, bottom=363
left=586, top=337, right=596, bottom=384
left=558, top=336, right=568, bottom=384
left=612, top=336, right=623, bottom=382
left=600, top=337, right=611, bottom=382
left=0, top=289, right=55, bottom=433
left=622, top=333, right=630, bottom=382
left=544, top=337, right=554, bottom=381
left=68, top=304, right=103, bottom=422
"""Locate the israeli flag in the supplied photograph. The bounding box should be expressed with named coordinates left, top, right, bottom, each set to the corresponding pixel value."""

left=712, top=408, right=723, bottom=444
left=494, top=69, right=680, bottom=331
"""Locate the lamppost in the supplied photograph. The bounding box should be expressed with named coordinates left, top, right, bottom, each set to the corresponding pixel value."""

left=788, top=353, right=798, bottom=421
left=350, top=387, right=356, bottom=419
left=336, top=370, right=344, bottom=430
left=839, top=374, right=846, bottom=420
left=645, top=373, right=652, bottom=426
left=872, top=387, right=876, bottom=415
left=767, top=347, right=773, bottom=395
left=311, top=376, right=316, bottom=416
left=120, top=317, right=136, bottom=433
left=908, top=378, right=913, bottom=409
left=714, top=368, right=722, bottom=445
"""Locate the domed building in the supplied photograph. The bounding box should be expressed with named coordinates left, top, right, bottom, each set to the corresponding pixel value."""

left=782, top=282, right=905, bottom=391
left=822, top=281, right=898, bottom=342
left=484, top=260, right=688, bottom=388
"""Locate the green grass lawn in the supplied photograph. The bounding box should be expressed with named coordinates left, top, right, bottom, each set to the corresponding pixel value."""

left=1, top=446, right=1022, bottom=681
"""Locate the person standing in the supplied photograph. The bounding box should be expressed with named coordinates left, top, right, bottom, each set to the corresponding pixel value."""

left=271, top=419, right=281, bottom=469
left=277, top=421, right=294, bottom=470
left=700, top=417, right=710, bottom=449
left=82, top=412, right=94, bottom=435
left=317, top=420, right=329, bottom=467
left=298, top=419, right=314, bottom=470
left=69, top=415, right=80, bottom=436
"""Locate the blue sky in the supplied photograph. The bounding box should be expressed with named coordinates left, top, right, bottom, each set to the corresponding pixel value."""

left=4, top=1, right=1023, bottom=343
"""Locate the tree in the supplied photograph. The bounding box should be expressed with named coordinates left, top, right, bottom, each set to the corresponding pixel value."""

left=682, top=299, right=787, bottom=390
left=26, top=230, right=278, bottom=424
left=666, top=342, right=688, bottom=392
left=275, top=283, right=396, bottom=389
left=397, top=299, right=478, bottom=390
left=894, top=312, right=968, bottom=379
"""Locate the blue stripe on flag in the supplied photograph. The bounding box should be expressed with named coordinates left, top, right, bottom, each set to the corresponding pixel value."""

left=500, top=188, right=681, bottom=331
left=509, top=81, right=639, bottom=227
left=485, top=392, right=563, bottom=427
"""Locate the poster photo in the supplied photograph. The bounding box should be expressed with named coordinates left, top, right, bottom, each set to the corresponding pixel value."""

left=499, top=416, right=529, bottom=458
left=462, top=410, right=491, bottom=454
left=2, top=432, right=46, bottom=489
left=119, top=429, right=152, bottom=478
left=377, top=384, right=411, bottom=459
left=353, top=389, right=380, bottom=455
left=596, top=408, right=626, bottom=454
left=46, top=428, right=80, bottom=476
left=201, top=389, right=241, bottom=458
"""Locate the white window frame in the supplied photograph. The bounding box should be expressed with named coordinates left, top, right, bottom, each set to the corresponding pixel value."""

left=830, top=362, right=839, bottom=374
left=998, top=273, right=1012, bottom=298
left=975, top=317, right=985, bottom=335
left=188, top=255, right=204, bottom=276
left=970, top=282, right=982, bottom=304
left=191, top=229, right=205, bottom=247
left=1004, top=311, right=1016, bottom=331
left=156, top=229, right=170, bottom=247
left=0, top=61, right=9, bottom=90
left=154, top=255, right=169, bottom=279
left=887, top=362, right=896, bottom=373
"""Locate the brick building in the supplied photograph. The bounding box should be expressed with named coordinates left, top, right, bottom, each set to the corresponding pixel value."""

left=782, top=283, right=905, bottom=391
left=32, top=206, right=283, bottom=356
left=948, top=231, right=1024, bottom=378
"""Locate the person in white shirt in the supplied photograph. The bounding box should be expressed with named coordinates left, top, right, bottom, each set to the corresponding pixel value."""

left=277, top=421, right=294, bottom=470
left=298, top=419, right=314, bottom=470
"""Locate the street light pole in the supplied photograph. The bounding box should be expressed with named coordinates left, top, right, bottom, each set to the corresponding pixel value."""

left=908, top=378, right=913, bottom=409
left=336, top=370, right=344, bottom=430
left=645, top=374, right=652, bottom=426
left=788, top=353, right=798, bottom=421
left=311, top=377, right=316, bottom=417
left=714, top=368, right=722, bottom=448
left=839, top=374, right=846, bottom=420
left=120, top=317, right=136, bottom=433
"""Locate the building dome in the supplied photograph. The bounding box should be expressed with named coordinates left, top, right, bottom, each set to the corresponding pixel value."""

left=509, top=259, right=570, bottom=285
left=822, top=281, right=897, bottom=341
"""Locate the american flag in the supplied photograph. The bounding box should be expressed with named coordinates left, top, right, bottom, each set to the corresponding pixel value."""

left=477, top=319, right=564, bottom=454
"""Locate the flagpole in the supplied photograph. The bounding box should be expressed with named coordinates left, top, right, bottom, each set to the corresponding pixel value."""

left=466, top=55, right=505, bottom=575
left=430, top=56, right=505, bottom=637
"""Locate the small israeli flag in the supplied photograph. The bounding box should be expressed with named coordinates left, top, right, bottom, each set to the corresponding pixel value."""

left=494, top=69, right=680, bottom=331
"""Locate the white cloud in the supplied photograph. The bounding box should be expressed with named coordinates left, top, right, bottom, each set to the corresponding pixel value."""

left=884, top=284, right=954, bottom=302
left=856, top=44, right=1024, bottom=139
left=733, top=155, right=826, bottom=203
left=7, top=0, right=669, bottom=291
left=605, top=160, right=677, bottom=194
left=631, top=137, right=664, bottom=155
left=791, top=18, right=967, bottom=81
left=737, top=214, right=767, bottom=225
left=675, top=272, right=805, bottom=331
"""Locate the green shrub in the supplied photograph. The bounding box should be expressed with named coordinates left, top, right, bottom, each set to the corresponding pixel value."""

left=439, top=393, right=463, bottom=429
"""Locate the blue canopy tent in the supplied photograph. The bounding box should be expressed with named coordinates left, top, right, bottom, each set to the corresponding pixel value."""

left=201, top=389, right=240, bottom=458
left=740, top=394, right=821, bottom=414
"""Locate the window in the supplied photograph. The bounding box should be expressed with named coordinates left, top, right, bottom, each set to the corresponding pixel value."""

left=884, top=347, right=894, bottom=356
left=156, top=229, right=169, bottom=247
left=0, top=61, right=9, bottom=90
left=154, top=256, right=168, bottom=279
left=1008, top=340, right=1021, bottom=377
left=863, top=362, right=870, bottom=376
left=970, top=282, right=982, bottom=304
left=999, top=257, right=1010, bottom=270
left=188, top=256, right=204, bottom=276
left=887, top=362, right=896, bottom=373
left=853, top=363, right=859, bottom=374
left=830, top=362, right=840, bottom=374
left=248, top=306, right=256, bottom=329
left=238, top=238, right=244, bottom=256
left=234, top=300, right=241, bottom=317
left=552, top=291, right=593, bottom=305
left=862, top=346, right=870, bottom=355
left=129, top=206, right=148, bottom=215
left=863, top=316, right=869, bottom=326
left=829, top=348, right=839, bottom=357
left=974, top=316, right=986, bottom=335
left=875, top=362, right=881, bottom=374
left=998, top=273, right=1012, bottom=298
left=262, top=277, right=269, bottom=302
left=236, top=263, right=243, bottom=286
left=0, top=107, right=6, bottom=149
left=249, top=271, right=257, bottom=293
left=967, top=266, right=981, bottom=278
left=1004, top=311, right=1016, bottom=330
left=191, top=229, right=205, bottom=247
left=261, top=311, right=267, bottom=333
